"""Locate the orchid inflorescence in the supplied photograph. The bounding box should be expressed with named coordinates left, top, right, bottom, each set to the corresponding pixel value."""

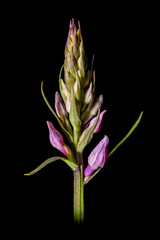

left=24, top=19, right=143, bottom=223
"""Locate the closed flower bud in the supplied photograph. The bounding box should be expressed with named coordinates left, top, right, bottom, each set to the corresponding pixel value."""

left=84, top=135, right=109, bottom=177
left=47, top=121, right=67, bottom=156
left=77, top=21, right=85, bottom=79
left=82, top=95, right=103, bottom=124
left=55, top=92, right=68, bottom=119
left=64, top=56, right=75, bottom=90
left=87, top=110, right=107, bottom=133
left=59, top=79, right=71, bottom=104
left=77, top=46, right=85, bottom=80
left=66, top=93, right=71, bottom=113
left=90, top=95, right=103, bottom=116
left=83, top=70, right=90, bottom=88
left=74, top=74, right=81, bottom=101
left=84, top=82, right=93, bottom=105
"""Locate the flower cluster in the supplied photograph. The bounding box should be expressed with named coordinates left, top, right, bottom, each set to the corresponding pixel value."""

left=24, top=19, right=143, bottom=223
left=46, top=19, right=109, bottom=177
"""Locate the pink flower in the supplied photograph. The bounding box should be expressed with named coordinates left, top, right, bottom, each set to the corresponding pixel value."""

left=88, top=110, right=107, bottom=133
left=47, top=121, right=67, bottom=156
left=84, top=135, right=109, bottom=177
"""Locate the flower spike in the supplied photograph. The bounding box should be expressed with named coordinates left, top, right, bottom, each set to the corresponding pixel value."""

left=24, top=19, right=143, bottom=224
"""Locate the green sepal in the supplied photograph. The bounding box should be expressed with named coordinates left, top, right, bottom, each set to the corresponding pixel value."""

left=77, top=110, right=100, bottom=153
left=69, top=89, right=81, bottom=131
left=41, top=81, right=73, bottom=142
left=24, top=156, right=78, bottom=176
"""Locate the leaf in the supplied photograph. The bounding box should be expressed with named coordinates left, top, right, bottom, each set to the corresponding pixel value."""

left=108, top=111, right=144, bottom=159
left=59, top=64, right=64, bottom=81
left=77, top=110, right=100, bottom=153
left=84, top=111, right=143, bottom=185
left=41, top=81, right=73, bottom=142
left=59, top=65, right=66, bottom=103
left=24, top=156, right=78, bottom=176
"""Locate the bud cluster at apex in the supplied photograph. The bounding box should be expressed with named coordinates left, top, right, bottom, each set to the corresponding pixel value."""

left=59, top=18, right=104, bottom=131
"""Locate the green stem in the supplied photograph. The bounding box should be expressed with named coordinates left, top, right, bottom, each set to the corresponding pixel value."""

left=73, top=129, right=80, bottom=147
left=73, top=169, right=81, bottom=223
left=80, top=164, right=84, bottom=222
left=73, top=153, right=84, bottom=223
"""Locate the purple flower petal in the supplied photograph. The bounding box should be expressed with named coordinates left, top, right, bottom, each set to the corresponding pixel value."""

left=59, top=146, right=67, bottom=156
left=84, top=165, right=95, bottom=177
left=86, top=110, right=107, bottom=134
left=84, top=135, right=109, bottom=177
left=47, top=121, right=67, bottom=156
left=88, top=135, right=109, bottom=167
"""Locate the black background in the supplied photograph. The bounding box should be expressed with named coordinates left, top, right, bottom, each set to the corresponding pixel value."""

left=4, top=1, right=150, bottom=237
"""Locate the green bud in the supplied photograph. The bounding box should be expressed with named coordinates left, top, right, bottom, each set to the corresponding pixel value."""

left=83, top=82, right=93, bottom=105
left=83, top=70, right=90, bottom=88
left=59, top=78, right=70, bottom=104
left=64, top=58, right=75, bottom=91
left=90, top=95, right=103, bottom=115
left=74, top=73, right=81, bottom=101
left=69, top=89, right=81, bottom=131
left=77, top=42, right=85, bottom=80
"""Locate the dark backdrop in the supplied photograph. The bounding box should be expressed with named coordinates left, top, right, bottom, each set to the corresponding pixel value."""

left=5, top=3, right=148, bottom=236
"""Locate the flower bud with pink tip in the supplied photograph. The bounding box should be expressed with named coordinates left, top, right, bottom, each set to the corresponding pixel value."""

left=55, top=92, right=68, bottom=120
left=84, top=135, right=109, bottom=177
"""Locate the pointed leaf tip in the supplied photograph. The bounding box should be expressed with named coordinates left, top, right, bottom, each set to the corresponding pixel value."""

left=108, top=111, right=144, bottom=159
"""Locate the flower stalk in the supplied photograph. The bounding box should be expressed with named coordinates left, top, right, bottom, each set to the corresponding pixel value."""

left=24, top=19, right=143, bottom=224
left=73, top=160, right=84, bottom=223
